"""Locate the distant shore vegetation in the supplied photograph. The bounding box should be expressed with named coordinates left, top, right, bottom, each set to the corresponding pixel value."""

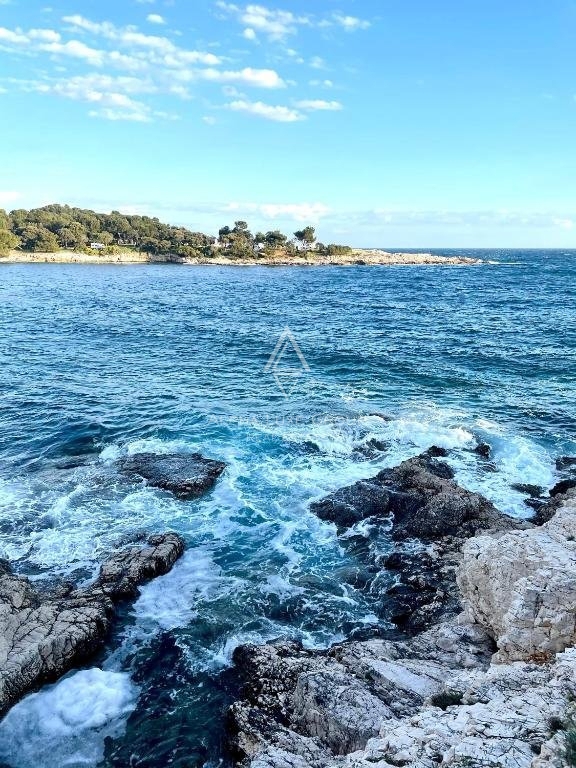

left=0, top=204, right=352, bottom=260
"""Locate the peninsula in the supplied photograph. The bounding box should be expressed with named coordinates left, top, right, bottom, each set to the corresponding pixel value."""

left=0, top=204, right=482, bottom=266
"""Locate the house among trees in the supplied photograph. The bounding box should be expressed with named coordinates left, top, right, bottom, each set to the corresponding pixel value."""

left=90, top=242, right=106, bottom=250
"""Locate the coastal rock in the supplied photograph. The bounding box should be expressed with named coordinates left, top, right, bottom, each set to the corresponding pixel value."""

left=115, top=452, right=226, bottom=499
left=228, top=462, right=575, bottom=768
left=550, top=478, right=576, bottom=497
left=343, top=648, right=576, bottom=768
left=309, top=452, right=520, bottom=633
left=458, top=496, right=576, bottom=661
left=230, top=624, right=575, bottom=768
left=311, top=453, right=514, bottom=542
left=0, top=533, right=185, bottom=716
left=228, top=620, right=496, bottom=766
left=556, top=456, right=576, bottom=472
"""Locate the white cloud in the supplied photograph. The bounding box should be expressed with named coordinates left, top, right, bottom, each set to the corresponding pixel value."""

left=332, top=15, right=371, bottom=31
left=0, top=13, right=344, bottom=124
left=42, top=39, right=105, bottom=65
left=198, top=66, right=285, bottom=88
left=295, top=99, right=342, bottom=111
left=228, top=99, right=304, bottom=122
left=309, top=78, right=333, bottom=88
left=0, top=190, right=21, bottom=207
left=28, top=28, right=61, bottom=42
left=62, top=15, right=221, bottom=65
left=554, top=218, right=574, bottom=230
left=217, top=2, right=310, bottom=40
left=202, top=115, right=217, bottom=125
left=0, top=27, right=30, bottom=44
left=146, top=14, right=165, bottom=25
left=243, top=27, right=257, bottom=40
left=225, top=201, right=330, bottom=221
left=217, top=3, right=371, bottom=40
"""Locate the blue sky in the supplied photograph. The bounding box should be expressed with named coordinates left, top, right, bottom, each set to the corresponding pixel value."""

left=0, top=0, right=575, bottom=247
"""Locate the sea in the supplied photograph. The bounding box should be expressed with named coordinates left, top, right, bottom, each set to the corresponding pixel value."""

left=0, top=249, right=574, bottom=767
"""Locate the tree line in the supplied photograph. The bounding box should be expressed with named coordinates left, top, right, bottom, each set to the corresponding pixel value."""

left=0, top=205, right=352, bottom=259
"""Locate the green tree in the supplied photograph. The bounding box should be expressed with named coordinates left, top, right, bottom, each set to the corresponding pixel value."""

left=265, top=230, right=288, bottom=250
left=20, top=224, right=59, bottom=253
left=294, top=226, right=316, bottom=251
left=58, top=222, right=88, bottom=250
left=0, top=229, right=20, bottom=256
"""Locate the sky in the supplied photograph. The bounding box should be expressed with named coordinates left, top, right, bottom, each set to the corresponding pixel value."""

left=0, top=0, right=575, bottom=248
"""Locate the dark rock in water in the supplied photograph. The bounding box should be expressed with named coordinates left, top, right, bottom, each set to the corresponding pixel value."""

left=556, top=456, right=576, bottom=471
left=352, top=438, right=389, bottom=460
left=473, top=442, right=492, bottom=459
left=524, top=497, right=547, bottom=512
left=530, top=488, right=576, bottom=525
left=382, top=548, right=461, bottom=633
left=115, top=452, right=226, bottom=499
left=550, top=479, right=576, bottom=497
left=310, top=478, right=398, bottom=528
left=0, top=532, right=184, bottom=716
left=312, top=452, right=508, bottom=542
left=424, top=445, right=450, bottom=458
left=368, top=412, right=394, bottom=422
left=309, top=451, right=520, bottom=635
left=511, top=483, right=545, bottom=498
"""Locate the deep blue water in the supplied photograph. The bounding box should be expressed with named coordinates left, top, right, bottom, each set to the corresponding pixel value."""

left=0, top=250, right=574, bottom=766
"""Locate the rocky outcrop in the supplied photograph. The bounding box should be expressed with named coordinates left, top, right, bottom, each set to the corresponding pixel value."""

left=310, top=452, right=522, bottom=633
left=228, top=459, right=576, bottom=768
left=458, top=497, right=576, bottom=662
left=310, top=453, right=514, bottom=541
left=0, top=533, right=184, bottom=716
left=228, top=621, right=496, bottom=767
left=342, top=648, right=576, bottom=768
left=115, top=452, right=226, bottom=499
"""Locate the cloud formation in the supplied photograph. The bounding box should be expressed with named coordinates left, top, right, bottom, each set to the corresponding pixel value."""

left=228, top=99, right=304, bottom=122
left=216, top=3, right=372, bottom=41
left=0, top=4, right=370, bottom=122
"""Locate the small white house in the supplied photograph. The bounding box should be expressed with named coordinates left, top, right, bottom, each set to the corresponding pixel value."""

left=90, top=242, right=105, bottom=250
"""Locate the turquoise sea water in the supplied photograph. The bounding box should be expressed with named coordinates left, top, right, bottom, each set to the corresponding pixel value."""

left=0, top=250, right=574, bottom=766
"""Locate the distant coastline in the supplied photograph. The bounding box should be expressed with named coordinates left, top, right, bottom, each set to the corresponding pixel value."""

left=0, top=204, right=484, bottom=267
left=0, top=249, right=483, bottom=266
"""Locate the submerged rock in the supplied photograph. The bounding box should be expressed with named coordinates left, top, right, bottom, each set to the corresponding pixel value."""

left=511, top=482, right=545, bottom=498
left=115, top=452, right=226, bottom=499
left=473, top=442, right=492, bottom=459
left=0, top=533, right=184, bottom=716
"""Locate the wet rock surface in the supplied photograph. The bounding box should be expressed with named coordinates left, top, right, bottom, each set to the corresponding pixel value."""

left=115, top=452, right=226, bottom=499
left=0, top=533, right=184, bottom=716
left=310, top=453, right=522, bottom=633
left=310, top=453, right=515, bottom=541
left=227, top=454, right=575, bottom=768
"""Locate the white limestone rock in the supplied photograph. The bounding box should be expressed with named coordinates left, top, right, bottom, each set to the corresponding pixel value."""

left=458, top=498, right=576, bottom=661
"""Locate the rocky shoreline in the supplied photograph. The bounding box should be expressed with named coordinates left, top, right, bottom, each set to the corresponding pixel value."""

left=0, top=451, right=227, bottom=716
left=1, top=447, right=575, bottom=766
left=227, top=451, right=576, bottom=768
left=1, top=249, right=483, bottom=266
